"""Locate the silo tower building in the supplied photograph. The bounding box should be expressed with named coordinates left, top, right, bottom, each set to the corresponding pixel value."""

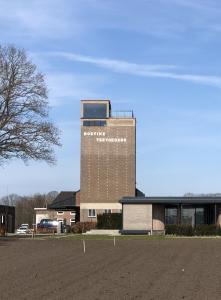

left=80, top=100, right=136, bottom=221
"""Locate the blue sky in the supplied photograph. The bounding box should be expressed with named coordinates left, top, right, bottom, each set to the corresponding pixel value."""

left=1, top=0, right=221, bottom=197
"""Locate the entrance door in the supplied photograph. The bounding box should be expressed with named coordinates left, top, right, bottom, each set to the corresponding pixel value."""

left=195, top=208, right=204, bottom=225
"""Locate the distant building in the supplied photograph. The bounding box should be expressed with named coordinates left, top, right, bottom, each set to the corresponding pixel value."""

left=80, top=100, right=136, bottom=221
left=0, top=205, right=15, bottom=233
left=35, top=191, right=80, bottom=226
left=49, top=191, right=80, bottom=225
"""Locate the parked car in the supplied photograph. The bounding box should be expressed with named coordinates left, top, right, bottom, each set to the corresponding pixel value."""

left=16, top=224, right=30, bottom=234
left=21, top=223, right=29, bottom=228
left=37, top=219, right=58, bottom=233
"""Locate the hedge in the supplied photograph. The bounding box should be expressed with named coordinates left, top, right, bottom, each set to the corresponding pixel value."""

left=97, top=213, right=122, bottom=229
left=195, top=225, right=221, bottom=236
left=165, top=224, right=221, bottom=236
left=71, top=222, right=96, bottom=234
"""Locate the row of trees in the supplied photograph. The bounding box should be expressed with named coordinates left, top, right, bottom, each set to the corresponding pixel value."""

left=0, top=191, right=58, bottom=228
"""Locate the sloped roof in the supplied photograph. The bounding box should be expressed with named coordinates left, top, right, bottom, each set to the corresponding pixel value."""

left=49, top=191, right=79, bottom=209
left=135, top=188, right=145, bottom=197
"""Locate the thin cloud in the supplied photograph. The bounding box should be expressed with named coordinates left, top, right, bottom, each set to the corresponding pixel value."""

left=169, top=0, right=220, bottom=13
left=1, top=0, right=221, bottom=43
left=50, top=52, right=221, bottom=88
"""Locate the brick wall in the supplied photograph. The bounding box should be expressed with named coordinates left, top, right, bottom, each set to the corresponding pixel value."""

left=35, top=209, right=79, bottom=226
left=76, top=191, right=80, bottom=206
left=80, top=118, right=136, bottom=205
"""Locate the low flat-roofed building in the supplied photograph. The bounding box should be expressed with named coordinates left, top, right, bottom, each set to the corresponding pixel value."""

left=0, top=205, right=15, bottom=233
left=120, top=196, right=221, bottom=234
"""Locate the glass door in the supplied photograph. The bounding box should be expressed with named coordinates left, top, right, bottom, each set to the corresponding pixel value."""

left=195, top=208, right=204, bottom=225
left=181, top=207, right=195, bottom=227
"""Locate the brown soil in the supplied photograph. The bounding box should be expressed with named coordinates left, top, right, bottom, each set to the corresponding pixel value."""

left=0, top=238, right=221, bottom=300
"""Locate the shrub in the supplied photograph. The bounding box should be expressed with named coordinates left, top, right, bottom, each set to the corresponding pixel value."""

left=97, top=213, right=122, bottom=229
left=0, top=225, right=6, bottom=236
left=165, top=224, right=178, bottom=235
left=165, top=224, right=194, bottom=236
left=216, top=226, right=221, bottom=236
left=195, top=225, right=221, bottom=236
left=71, top=222, right=96, bottom=234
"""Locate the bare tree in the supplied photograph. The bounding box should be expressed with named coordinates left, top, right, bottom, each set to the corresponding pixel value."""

left=46, top=190, right=59, bottom=204
left=0, top=193, right=21, bottom=206
left=15, top=194, right=47, bottom=227
left=0, top=45, right=61, bottom=165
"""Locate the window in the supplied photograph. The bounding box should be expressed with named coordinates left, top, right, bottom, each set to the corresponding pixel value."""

left=70, top=211, right=76, bottom=215
left=83, top=103, right=108, bottom=119
left=88, top=209, right=96, bottom=218
left=57, top=211, right=64, bottom=215
left=181, top=206, right=205, bottom=227
left=83, top=120, right=106, bottom=126
left=104, top=209, right=111, bottom=214
left=181, top=207, right=195, bottom=226
left=70, top=218, right=76, bottom=225
left=1, top=215, right=5, bottom=224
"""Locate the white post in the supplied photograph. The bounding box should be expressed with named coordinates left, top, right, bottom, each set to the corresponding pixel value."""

left=215, top=204, right=217, bottom=226
left=83, top=240, right=86, bottom=254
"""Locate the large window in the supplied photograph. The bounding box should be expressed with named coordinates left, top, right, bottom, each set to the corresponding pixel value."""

left=83, top=103, right=108, bottom=119
left=165, top=205, right=210, bottom=227
left=165, top=207, right=178, bottom=225
left=181, top=206, right=205, bottom=227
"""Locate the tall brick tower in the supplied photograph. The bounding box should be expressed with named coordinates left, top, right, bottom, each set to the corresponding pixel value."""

left=80, top=100, right=136, bottom=221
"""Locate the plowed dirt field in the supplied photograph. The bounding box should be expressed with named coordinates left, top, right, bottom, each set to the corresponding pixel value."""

left=0, top=238, right=221, bottom=299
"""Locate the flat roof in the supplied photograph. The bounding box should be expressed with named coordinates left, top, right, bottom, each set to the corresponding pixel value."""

left=81, top=99, right=110, bottom=103
left=120, top=196, right=221, bottom=205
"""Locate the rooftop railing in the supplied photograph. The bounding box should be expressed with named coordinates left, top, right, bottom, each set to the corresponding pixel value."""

left=111, top=110, right=134, bottom=118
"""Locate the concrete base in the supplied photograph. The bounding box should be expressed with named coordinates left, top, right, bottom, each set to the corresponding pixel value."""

left=120, top=230, right=152, bottom=235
